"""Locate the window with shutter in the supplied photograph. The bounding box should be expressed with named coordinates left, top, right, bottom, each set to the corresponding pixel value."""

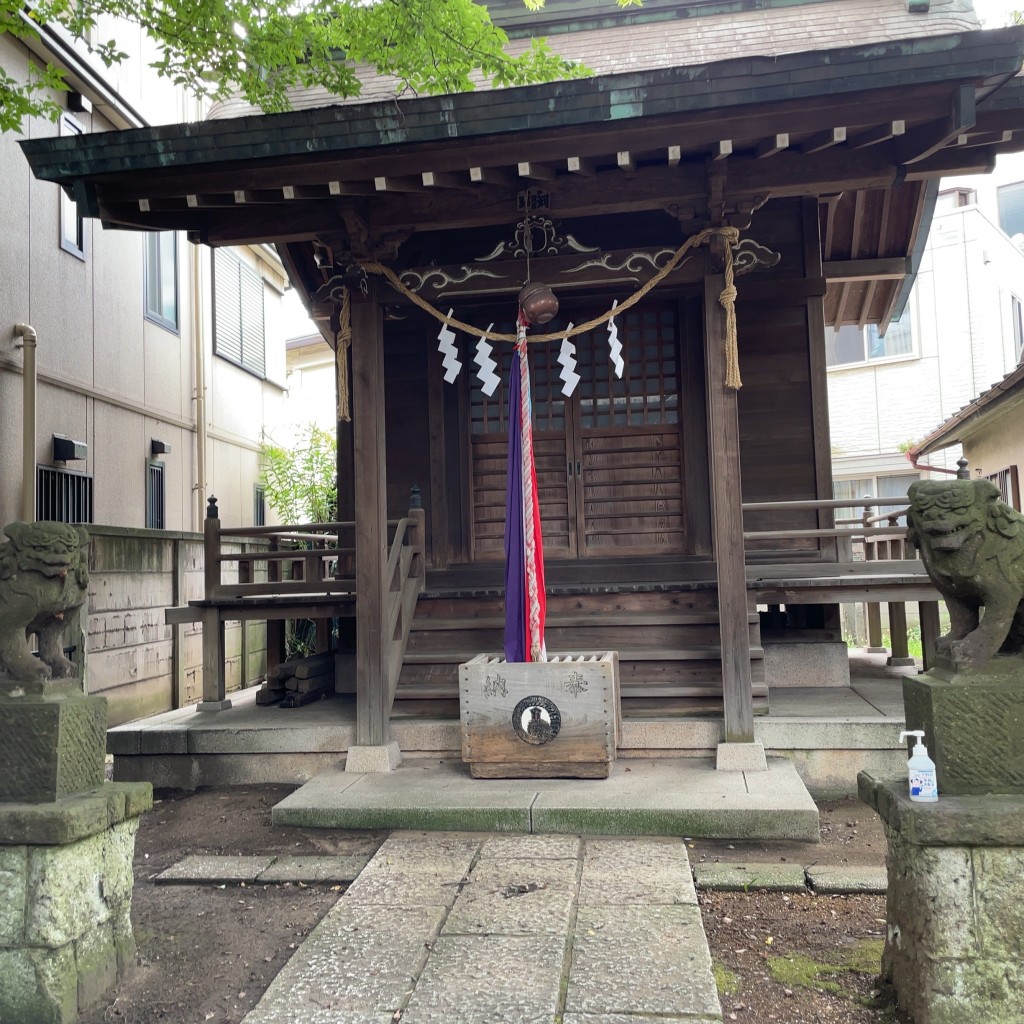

left=214, top=249, right=266, bottom=377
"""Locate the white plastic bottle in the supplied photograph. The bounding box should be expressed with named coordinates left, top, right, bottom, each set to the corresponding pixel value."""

left=899, top=730, right=938, bottom=803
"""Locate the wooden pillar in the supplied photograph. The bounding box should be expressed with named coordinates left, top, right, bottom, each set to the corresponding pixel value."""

left=919, top=600, right=941, bottom=671
left=703, top=274, right=754, bottom=742
left=887, top=602, right=915, bottom=667
left=352, top=281, right=390, bottom=746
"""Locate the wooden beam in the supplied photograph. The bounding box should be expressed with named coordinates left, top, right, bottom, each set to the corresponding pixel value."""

left=666, top=145, right=681, bottom=167
left=713, top=140, right=733, bottom=161
left=617, top=151, right=635, bottom=172
left=375, top=175, right=424, bottom=192
left=517, top=161, right=555, bottom=181
left=755, top=133, right=789, bottom=159
left=800, top=126, right=846, bottom=154
left=824, top=257, right=910, bottom=282
left=470, top=165, right=517, bottom=187
left=897, top=85, right=976, bottom=166
left=703, top=275, right=754, bottom=743
left=850, top=120, right=905, bottom=149
left=567, top=155, right=597, bottom=175
left=421, top=170, right=469, bottom=189
left=352, top=281, right=390, bottom=747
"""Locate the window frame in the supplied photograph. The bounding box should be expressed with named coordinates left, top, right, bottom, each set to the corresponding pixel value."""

left=146, top=460, right=166, bottom=530
left=998, top=180, right=1024, bottom=239
left=825, top=308, right=917, bottom=370
left=144, top=232, right=180, bottom=332
left=37, top=465, right=94, bottom=524
left=987, top=466, right=1021, bottom=512
left=59, top=115, right=86, bottom=260
left=1013, top=294, right=1024, bottom=366
left=253, top=484, right=266, bottom=527
left=213, top=248, right=267, bottom=379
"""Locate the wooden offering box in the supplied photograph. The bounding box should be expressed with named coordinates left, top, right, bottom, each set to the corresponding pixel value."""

left=459, top=652, right=620, bottom=779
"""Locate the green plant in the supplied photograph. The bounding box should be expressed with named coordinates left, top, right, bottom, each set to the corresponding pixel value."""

left=259, top=424, right=337, bottom=525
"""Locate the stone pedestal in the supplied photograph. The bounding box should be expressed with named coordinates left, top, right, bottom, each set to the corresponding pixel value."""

left=0, top=693, right=107, bottom=803
left=903, top=661, right=1024, bottom=795
left=860, top=771, right=1024, bottom=1024
left=0, top=781, right=152, bottom=1024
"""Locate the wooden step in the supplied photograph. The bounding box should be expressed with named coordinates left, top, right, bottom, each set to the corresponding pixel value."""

left=401, top=646, right=764, bottom=665
left=411, top=612, right=759, bottom=630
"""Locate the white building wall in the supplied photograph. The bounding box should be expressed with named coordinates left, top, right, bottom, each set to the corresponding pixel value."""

left=0, top=31, right=290, bottom=534
left=828, top=152, right=1024, bottom=488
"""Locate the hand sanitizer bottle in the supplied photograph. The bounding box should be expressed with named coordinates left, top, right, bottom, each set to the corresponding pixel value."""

left=899, top=730, right=938, bottom=802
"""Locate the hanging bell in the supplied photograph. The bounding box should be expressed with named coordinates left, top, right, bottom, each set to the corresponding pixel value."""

left=518, top=281, right=559, bottom=325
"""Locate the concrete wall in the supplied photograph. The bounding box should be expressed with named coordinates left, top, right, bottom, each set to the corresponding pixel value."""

left=829, top=152, right=1024, bottom=487
left=83, top=527, right=266, bottom=727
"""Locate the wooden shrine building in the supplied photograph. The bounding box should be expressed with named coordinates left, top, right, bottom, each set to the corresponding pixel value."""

left=21, top=0, right=1024, bottom=758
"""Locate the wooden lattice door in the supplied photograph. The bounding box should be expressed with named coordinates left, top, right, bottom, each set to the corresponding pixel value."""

left=468, top=301, right=685, bottom=561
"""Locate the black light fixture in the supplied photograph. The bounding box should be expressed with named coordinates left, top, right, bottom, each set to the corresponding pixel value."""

left=52, top=435, right=87, bottom=461
left=151, top=438, right=172, bottom=456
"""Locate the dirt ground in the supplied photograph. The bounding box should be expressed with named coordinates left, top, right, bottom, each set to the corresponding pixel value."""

left=81, top=787, right=901, bottom=1024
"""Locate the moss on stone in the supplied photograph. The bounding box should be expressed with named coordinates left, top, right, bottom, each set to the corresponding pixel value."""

left=768, top=939, right=885, bottom=998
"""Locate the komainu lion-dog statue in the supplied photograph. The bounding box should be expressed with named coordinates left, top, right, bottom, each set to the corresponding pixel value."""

left=907, top=479, right=1024, bottom=671
left=0, top=521, right=89, bottom=683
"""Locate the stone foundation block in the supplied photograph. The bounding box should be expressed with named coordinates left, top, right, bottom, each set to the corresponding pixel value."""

left=903, top=668, right=1024, bottom=795
left=0, top=797, right=147, bottom=1023
left=0, top=945, right=78, bottom=1024
left=0, top=695, right=106, bottom=803
left=860, top=772, right=1024, bottom=1024
left=763, top=641, right=851, bottom=687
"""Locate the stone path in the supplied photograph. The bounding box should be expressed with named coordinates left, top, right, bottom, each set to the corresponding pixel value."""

left=241, top=832, right=723, bottom=1024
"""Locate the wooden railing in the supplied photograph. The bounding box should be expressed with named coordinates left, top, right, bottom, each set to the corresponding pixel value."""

left=742, top=495, right=940, bottom=668
left=188, top=489, right=426, bottom=708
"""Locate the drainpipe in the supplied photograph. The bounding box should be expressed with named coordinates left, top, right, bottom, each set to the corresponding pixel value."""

left=192, top=243, right=207, bottom=529
left=13, top=323, right=37, bottom=521
left=906, top=451, right=963, bottom=476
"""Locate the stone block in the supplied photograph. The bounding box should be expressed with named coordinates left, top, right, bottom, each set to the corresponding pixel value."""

left=973, top=848, right=1024, bottom=957
left=74, top=920, right=118, bottom=1013
left=0, top=846, right=28, bottom=944
left=566, top=905, right=720, bottom=1018
left=716, top=741, right=767, bottom=772
left=0, top=782, right=150, bottom=846
left=692, top=862, right=806, bottom=893
left=884, top=829, right=977, bottom=960
left=903, top=670, right=1024, bottom=795
left=155, top=854, right=274, bottom=885
left=345, top=741, right=402, bottom=773
left=0, top=945, right=78, bottom=1024
left=0, top=695, right=107, bottom=802
left=763, top=641, right=850, bottom=686
left=25, top=832, right=110, bottom=947
left=579, top=838, right=697, bottom=906
left=257, top=855, right=371, bottom=884
left=805, top=864, right=887, bottom=894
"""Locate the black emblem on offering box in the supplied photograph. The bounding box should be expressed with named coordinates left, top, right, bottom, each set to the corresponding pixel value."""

left=512, top=695, right=562, bottom=745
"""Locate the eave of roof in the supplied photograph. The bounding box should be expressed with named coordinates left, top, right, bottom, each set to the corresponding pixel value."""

left=20, top=27, right=1024, bottom=184
left=911, top=360, right=1024, bottom=457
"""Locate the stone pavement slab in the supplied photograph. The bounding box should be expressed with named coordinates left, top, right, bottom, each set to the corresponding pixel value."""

left=566, top=904, right=721, bottom=1018
left=399, top=934, right=567, bottom=1024
left=242, top=904, right=446, bottom=1023
left=273, top=757, right=818, bottom=840
left=155, top=855, right=274, bottom=885
left=242, top=831, right=723, bottom=1024
left=580, top=838, right=697, bottom=906
left=806, top=864, right=888, bottom=894
left=257, top=855, right=371, bottom=884
left=480, top=834, right=582, bottom=859
left=564, top=1017, right=722, bottom=1024
left=692, top=862, right=807, bottom=892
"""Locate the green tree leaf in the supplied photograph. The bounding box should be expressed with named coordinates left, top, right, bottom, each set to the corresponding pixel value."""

left=1, top=0, right=641, bottom=135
